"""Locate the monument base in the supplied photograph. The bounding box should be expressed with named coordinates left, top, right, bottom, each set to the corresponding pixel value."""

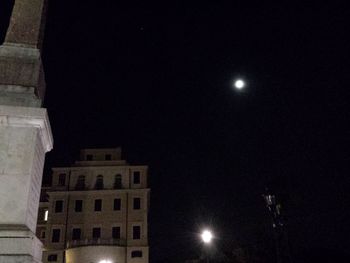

left=0, top=226, right=42, bottom=263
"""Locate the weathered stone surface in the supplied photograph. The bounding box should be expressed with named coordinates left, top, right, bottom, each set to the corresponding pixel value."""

left=0, top=106, right=52, bottom=263
left=5, top=0, right=48, bottom=49
left=0, top=1, right=51, bottom=262
left=0, top=45, right=45, bottom=105
left=0, top=228, right=43, bottom=263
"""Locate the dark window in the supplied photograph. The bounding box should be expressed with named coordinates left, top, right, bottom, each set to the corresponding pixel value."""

left=75, top=175, right=85, bottom=190
left=48, top=254, right=58, bottom=261
left=114, top=174, right=122, bottom=189
left=75, top=200, right=83, bottom=212
left=105, top=154, right=112, bottom=160
left=92, top=227, right=101, bottom=239
left=133, top=226, right=141, bottom=239
left=86, top=154, right=93, bottom=161
left=52, top=229, right=60, bottom=243
left=133, top=198, right=141, bottom=210
left=94, top=175, right=104, bottom=190
left=112, top=226, right=121, bottom=239
left=133, top=171, right=140, bottom=184
left=41, top=231, right=46, bottom=239
left=94, top=199, right=102, bottom=211
left=114, top=198, right=121, bottom=210
left=55, top=200, right=63, bottom=213
left=131, top=250, right=143, bottom=258
left=72, top=228, right=81, bottom=240
left=58, top=173, right=66, bottom=186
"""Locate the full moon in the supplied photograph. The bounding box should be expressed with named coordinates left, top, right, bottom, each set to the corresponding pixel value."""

left=234, top=79, right=245, bottom=90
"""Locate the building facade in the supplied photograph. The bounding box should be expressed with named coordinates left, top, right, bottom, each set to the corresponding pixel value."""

left=37, top=148, right=149, bottom=263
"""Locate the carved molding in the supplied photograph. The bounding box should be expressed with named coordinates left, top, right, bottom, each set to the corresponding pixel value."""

left=0, top=105, right=53, bottom=152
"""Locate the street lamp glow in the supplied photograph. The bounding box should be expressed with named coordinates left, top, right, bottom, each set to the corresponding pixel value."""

left=99, top=260, right=112, bottom=263
left=234, top=79, right=245, bottom=90
left=201, top=230, right=213, bottom=244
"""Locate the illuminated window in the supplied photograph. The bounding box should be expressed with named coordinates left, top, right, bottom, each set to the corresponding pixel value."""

left=44, top=209, right=48, bottom=221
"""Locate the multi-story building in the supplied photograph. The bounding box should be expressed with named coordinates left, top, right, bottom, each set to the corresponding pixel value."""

left=37, top=148, right=149, bottom=263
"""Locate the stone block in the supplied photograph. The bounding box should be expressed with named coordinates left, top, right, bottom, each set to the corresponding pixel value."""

left=0, top=45, right=45, bottom=104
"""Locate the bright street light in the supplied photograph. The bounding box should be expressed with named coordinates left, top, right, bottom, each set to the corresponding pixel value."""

left=99, top=260, right=112, bottom=263
left=201, top=229, right=213, bottom=244
left=233, top=79, right=246, bottom=90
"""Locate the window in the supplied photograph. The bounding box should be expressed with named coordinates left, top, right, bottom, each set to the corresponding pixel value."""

left=131, top=250, right=143, bottom=258
left=133, top=198, right=141, bottom=210
left=75, top=200, right=83, bottom=212
left=94, top=199, right=102, bottom=211
left=133, top=226, right=141, bottom=239
left=48, top=254, right=58, bottom=261
left=112, top=226, right=121, bottom=239
left=41, top=230, right=46, bottom=239
left=58, top=173, right=66, bottom=186
left=75, top=175, right=85, bottom=190
left=44, top=209, right=48, bottom=221
left=105, top=154, right=112, bottom=160
left=55, top=200, right=63, bottom=213
left=72, top=228, right=81, bottom=240
left=133, top=171, right=140, bottom=184
left=86, top=154, right=93, bottom=161
left=52, top=229, right=60, bottom=243
left=92, top=227, right=101, bottom=239
left=113, top=198, right=121, bottom=210
left=94, top=175, right=104, bottom=190
left=114, top=174, right=122, bottom=189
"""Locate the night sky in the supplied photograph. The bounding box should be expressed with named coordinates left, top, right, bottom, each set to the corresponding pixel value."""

left=1, top=1, right=350, bottom=262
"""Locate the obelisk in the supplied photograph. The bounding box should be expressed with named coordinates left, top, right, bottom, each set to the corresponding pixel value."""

left=0, top=1, right=53, bottom=262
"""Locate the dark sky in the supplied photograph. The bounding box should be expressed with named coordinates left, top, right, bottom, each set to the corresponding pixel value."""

left=2, top=0, right=350, bottom=261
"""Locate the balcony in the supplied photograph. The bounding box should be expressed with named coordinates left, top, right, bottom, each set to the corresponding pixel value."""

left=66, top=238, right=126, bottom=249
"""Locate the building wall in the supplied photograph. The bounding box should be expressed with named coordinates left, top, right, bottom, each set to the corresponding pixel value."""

left=38, top=148, right=149, bottom=263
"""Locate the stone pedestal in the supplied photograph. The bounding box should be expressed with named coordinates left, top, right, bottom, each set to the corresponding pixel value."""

left=0, top=105, right=53, bottom=263
left=0, top=45, right=45, bottom=107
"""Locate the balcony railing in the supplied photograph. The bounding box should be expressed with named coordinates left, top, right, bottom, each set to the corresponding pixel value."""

left=66, top=238, right=126, bottom=249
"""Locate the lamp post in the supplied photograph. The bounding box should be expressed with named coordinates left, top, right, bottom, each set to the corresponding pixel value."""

left=201, top=229, right=213, bottom=263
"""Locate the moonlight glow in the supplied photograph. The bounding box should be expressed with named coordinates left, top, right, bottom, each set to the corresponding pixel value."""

left=234, top=79, right=245, bottom=90
left=201, top=230, right=213, bottom=243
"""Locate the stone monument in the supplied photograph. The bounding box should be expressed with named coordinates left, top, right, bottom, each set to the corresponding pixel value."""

left=0, top=0, right=53, bottom=262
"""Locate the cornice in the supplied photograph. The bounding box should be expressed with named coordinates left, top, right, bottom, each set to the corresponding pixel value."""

left=0, top=105, right=53, bottom=152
